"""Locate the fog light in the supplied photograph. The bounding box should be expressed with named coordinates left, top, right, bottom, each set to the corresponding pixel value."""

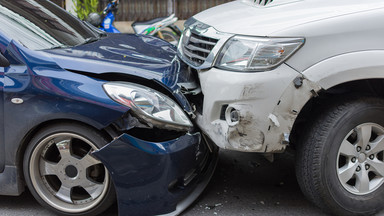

left=225, top=106, right=240, bottom=126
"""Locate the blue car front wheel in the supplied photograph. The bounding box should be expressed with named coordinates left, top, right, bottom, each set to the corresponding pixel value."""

left=23, top=123, right=116, bottom=216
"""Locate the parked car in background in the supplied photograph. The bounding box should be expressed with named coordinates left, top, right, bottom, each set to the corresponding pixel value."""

left=0, top=0, right=217, bottom=215
left=178, top=0, right=384, bottom=215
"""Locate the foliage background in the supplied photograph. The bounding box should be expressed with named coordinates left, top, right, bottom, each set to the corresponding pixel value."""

left=72, top=0, right=99, bottom=20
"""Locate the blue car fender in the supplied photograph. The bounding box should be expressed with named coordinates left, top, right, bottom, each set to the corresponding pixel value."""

left=92, top=133, right=218, bottom=216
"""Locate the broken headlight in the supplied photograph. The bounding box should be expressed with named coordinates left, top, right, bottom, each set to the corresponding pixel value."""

left=215, top=36, right=304, bottom=72
left=103, top=82, right=193, bottom=131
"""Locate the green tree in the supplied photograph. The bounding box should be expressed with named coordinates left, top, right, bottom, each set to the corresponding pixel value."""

left=72, top=0, right=99, bottom=20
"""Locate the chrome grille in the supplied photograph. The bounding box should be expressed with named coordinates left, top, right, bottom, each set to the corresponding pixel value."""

left=256, top=0, right=274, bottom=6
left=182, top=31, right=218, bottom=66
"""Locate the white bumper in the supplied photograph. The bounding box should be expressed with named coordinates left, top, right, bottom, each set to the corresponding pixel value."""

left=196, top=64, right=306, bottom=152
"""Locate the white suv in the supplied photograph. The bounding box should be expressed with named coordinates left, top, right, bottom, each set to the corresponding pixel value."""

left=178, top=0, right=384, bottom=215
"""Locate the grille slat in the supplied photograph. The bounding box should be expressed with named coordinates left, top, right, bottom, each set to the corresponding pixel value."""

left=182, top=31, right=218, bottom=66
left=183, top=48, right=207, bottom=61
left=189, top=35, right=217, bottom=46
left=185, top=44, right=211, bottom=54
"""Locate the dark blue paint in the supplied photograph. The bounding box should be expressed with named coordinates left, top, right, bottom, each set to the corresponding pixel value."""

left=0, top=55, right=3, bottom=173
left=0, top=15, right=217, bottom=216
left=93, top=133, right=217, bottom=216
left=45, top=34, right=176, bottom=75
left=0, top=33, right=198, bottom=169
left=44, top=33, right=194, bottom=112
left=3, top=41, right=130, bottom=166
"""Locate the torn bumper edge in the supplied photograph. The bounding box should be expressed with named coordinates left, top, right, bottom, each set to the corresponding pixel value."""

left=196, top=65, right=322, bottom=153
left=92, top=132, right=218, bottom=216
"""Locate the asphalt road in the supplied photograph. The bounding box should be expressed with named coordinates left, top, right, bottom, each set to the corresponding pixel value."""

left=0, top=149, right=333, bottom=216
left=183, top=150, right=326, bottom=216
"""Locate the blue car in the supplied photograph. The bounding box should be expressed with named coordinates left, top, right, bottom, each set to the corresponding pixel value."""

left=0, top=0, right=217, bottom=215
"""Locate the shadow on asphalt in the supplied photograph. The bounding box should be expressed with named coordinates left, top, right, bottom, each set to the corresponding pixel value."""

left=1, top=149, right=375, bottom=216
left=0, top=188, right=118, bottom=216
left=183, top=150, right=326, bottom=216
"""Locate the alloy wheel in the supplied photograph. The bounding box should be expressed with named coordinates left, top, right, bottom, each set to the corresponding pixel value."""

left=337, top=123, right=384, bottom=195
left=29, top=133, right=110, bottom=213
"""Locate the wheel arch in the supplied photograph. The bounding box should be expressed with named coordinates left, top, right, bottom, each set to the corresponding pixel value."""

left=290, top=79, right=384, bottom=148
left=247, top=53, right=384, bottom=153
left=302, top=50, right=384, bottom=90
left=288, top=50, right=384, bottom=147
left=15, top=118, right=114, bottom=184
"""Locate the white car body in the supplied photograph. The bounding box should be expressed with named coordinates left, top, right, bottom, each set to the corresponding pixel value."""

left=178, top=0, right=384, bottom=153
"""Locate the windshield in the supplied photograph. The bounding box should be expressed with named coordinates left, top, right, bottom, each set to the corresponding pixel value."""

left=0, top=0, right=99, bottom=50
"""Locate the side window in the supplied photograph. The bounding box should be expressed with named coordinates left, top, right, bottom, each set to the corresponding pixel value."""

left=0, top=4, right=63, bottom=50
left=0, top=0, right=98, bottom=50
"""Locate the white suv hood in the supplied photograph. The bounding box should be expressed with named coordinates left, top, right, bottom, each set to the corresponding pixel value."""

left=193, top=0, right=384, bottom=36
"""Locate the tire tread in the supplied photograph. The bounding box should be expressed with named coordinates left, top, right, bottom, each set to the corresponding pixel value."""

left=296, top=96, right=384, bottom=216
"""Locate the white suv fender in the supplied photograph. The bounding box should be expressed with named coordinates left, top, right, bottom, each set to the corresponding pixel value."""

left=303, top=51, right=384, bottom=90
left=270, top=51, right=384, bottom=152
left=265, top=73, right=321, bottom=152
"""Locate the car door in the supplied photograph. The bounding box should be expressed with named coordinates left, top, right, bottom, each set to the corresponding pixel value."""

left=0, top=51, right=7, bottom=173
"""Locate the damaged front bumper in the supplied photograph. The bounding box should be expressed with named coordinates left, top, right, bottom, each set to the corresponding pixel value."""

left=196, top=64, right=321, bottom=153
left=92, top=132, right=218, bottom=216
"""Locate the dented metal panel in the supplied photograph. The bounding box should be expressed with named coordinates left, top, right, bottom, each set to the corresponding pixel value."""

left=193, top=56, right=325, bottom=153
left=195, top=64, right=305, bottom=152
left=264, top=77, right=322, bottom=152
left=92, top=133, right=218, bottom=216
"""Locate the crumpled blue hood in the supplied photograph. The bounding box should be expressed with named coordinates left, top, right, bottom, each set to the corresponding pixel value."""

left=32, top=34, right=196, bottom=112
left=5, top=34, right=196, bottom=112
left=43, top=34, right=182, bottom=84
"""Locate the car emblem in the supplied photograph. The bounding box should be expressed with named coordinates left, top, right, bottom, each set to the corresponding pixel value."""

left=191, top=22, right=209, bottom=34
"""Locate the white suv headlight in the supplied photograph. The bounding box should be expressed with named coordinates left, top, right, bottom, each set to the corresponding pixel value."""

left=103, top=82, right=193, bottom=131
left=215, top=36, right=304, bottom=72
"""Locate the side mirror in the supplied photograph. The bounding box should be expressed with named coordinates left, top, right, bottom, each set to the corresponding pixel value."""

left=0, top=53, right=9, bottom=67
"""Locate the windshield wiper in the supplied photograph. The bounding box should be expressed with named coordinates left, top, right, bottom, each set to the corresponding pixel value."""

left=77, top=36, right=100, bottom=46
left=98, top=31, right=107, bottom=37
left=48, top=44, right=70, bottom=50
left=48, top=36, right=101, bottom=49
left=82, top=20, right=107, bottom=38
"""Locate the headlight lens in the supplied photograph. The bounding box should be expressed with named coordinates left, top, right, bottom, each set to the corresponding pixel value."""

left=215, top=36, right=304, bottom=72
left=103, top=82, right=193, bottom=130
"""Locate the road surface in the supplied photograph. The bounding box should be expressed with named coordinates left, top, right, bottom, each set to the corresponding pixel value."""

left=0, top=149, right=333, bottom=216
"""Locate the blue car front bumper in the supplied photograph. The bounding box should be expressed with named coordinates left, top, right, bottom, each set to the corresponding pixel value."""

left=92, top=132, right=218, bottom=216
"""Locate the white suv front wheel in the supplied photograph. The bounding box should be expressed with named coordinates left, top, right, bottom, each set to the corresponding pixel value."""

left=296, top=97, right=384, bottom=216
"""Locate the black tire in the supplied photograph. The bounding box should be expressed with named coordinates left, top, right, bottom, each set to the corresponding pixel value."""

left=296, top=97, right=384, bottom=216
left=23, top=123, right=115, bottom=216
left=159, top=30, right=179, bottom=46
